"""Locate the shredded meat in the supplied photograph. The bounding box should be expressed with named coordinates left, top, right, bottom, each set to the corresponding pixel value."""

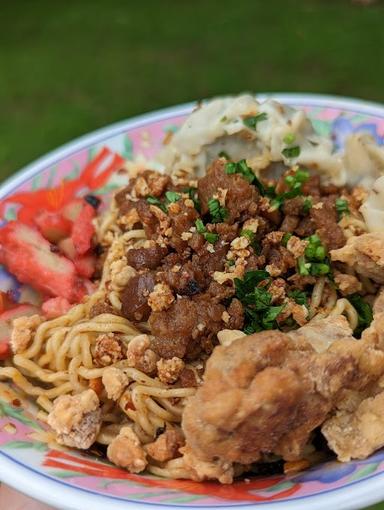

left=48, top=389, right=101, bottom=449
left=227, top=299, right=244, bottom=330
left=126, top=243, right=168, bottom=270
left=121, top=272, right=155, bottom=321
left=198, top=159, right=258, bottom=222
left=150, top=296, right=225, bottom=360
left=178, top=367, right=199, bottom=388
left=310, top=197, right=345, bottom=250
left=168, top=200, right=199, bottom=253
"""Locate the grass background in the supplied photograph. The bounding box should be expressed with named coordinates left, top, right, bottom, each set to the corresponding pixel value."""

left=1, top=0, right=384, bottom=181
left=1, top=0, right=384, bottom=508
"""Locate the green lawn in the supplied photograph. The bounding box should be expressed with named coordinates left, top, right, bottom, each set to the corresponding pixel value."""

left=1, top=1, right=384, bottom=507
left=0, top=0, right=384, bottom=181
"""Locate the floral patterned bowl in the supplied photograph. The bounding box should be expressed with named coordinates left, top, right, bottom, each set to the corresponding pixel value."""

left=1, top=94, right=384, bottom=510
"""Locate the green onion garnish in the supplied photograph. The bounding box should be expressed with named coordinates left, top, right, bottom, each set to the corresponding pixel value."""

left=195, top=218, right=206, bottom=234
left=243, top=112, right=268, bottom=130
left=204, top=232, right=219, bottom=244
left=165, top=191, right=181, bottom=203
left=147, top=196, right=167, bottom=213
left=335, top=198, right=350, bottom=220
left=208, top=198, right=228, bottom=223
left=282, top=146, right=301, bottom=159
left=283, top=133, right=296, bottom=145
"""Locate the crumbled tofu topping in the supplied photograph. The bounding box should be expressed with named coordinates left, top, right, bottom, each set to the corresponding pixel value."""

left=287, top=236, right=308, bottom=258
left=242, top=218, right=259, bottom=233
left=157, top=357, right=185, bottom=384
left=107, top=426, right=147, bottom=473
left=110, top=257, right=136, bottom=287
left=102, top=367, right=129, bottom=400
left=148, top=283, right=175, bottom=312
left=47, top=389, right=101, bottom=449
left=181, top=232, right=193, bottom=241
left=11, top=314, right=43, bottom=354
left=127, top=334, right=158, bottom=375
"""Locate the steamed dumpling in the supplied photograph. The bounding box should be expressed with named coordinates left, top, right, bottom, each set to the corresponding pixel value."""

left=157, top=95, right=345, bottom=184
left=343, top=133, right=384, bottom=188
left=361, top=175, right=384, bottom=232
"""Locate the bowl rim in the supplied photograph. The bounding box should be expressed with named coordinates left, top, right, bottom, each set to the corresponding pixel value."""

left=1, top=92, right=384, bottom=510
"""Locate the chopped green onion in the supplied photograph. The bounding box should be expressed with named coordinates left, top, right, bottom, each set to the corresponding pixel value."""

left=308, top=234, right=321, bottom=245
left=218, top=150, right=230, bottom=160
left=283, top=133, right=296, bottom=145
left=284, top=175, right=295, bottom=186
left=303, top=197, right=312, bottom=214
left=282, top=146, right=301, bottom=159
left=298, top=256, right=310, bottom=276
left=208, top=198, right=228, bottom=223
left=271, top=168, right=309, bottom=210
left=224, top=162, right=237, bottom=174
left=310, top=263, right=330, bottom=276
left=335, top=198, right=350, bottom=219
left=165, top=191, right=181, bottom=203
left=282, top=232, right=292, bottom=246
left=262, top=305, right=285, bottom=327
left=288, top=289, right=308, bottom=306
left=315, top=246, right=326, bottom=260
left=224, top=159, right=267, bottom=195
left=240, top=229, right=255, bottom=242
left=237, top=160, right=257, bottom=184
left=195, top=218, right=206, bottom=234
left=348, top=294, right=373, bottom=338
left=243, top=112, right=268, bottom=130
left=234, top=269, right=285, bottom=333
left=227, top=259, right=235, bottom=267
left=147, top=196, right=167, bottom=213
left=295, top=169, right=309, bottom=183
left=204, top=232, right=219, bottom=244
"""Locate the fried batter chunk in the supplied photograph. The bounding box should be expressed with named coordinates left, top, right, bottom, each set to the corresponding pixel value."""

left=331, top=232, right=384, bottom=284
left=107, top=426, right=147, bottom=473
left=47, top=389, right=101, bottom=449
left=145, top=427, right=185, bottom=462
left=322, top=390, right=384, bottom=462
left=182, top=331, right=357, bottom=480
left=288, top=315, right=353, bottom=353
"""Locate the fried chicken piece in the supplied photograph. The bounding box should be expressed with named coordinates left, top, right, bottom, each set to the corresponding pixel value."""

left=362, top=289, right=384, bottom=350
left=321, top=301, right=384, bottom=462
left=330, top=232, right=384, bottom=284
left=182, top=331, right=357, bottom=481
left=322, top=390, right=384, bottom=462
left=288, top=315, right=353, bottom=353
